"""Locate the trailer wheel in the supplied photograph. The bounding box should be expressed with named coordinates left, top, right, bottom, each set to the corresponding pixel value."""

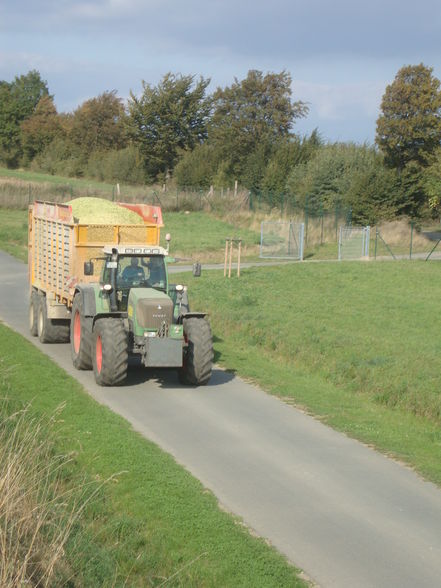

left=29, top=291, right=39, bottom=336
left=178, top=317, right=213, bottom=386
left=70, top=294, right=92, bottom=369
left=92, top=318, right=128, bottom=386
left=37, top=295, right=70, bottom=343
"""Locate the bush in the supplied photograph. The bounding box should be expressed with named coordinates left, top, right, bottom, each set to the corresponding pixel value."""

left=86, top=146, right=146, bottom=184
left=286, top=142, right=401, bottom=220
left=174, top=144, right=219, bottom=188
left=32, top=137, right=85, bottom=177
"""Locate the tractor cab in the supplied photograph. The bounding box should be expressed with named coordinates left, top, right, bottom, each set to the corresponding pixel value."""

left=100, top=245, right=169, bottom=312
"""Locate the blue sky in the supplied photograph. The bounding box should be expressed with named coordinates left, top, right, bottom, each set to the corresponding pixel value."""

left=1, top=0, right=440, bottom=144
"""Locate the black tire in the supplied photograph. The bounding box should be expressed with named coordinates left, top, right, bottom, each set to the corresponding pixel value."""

left=37, top=296, right=70, bottom=343
left=92, top=318, right=128, bottom=386
left=29, top=291, right=39, bottom=337
left=70, top=294, right=92, bottom=369
left=178, top=317, right=213, bottom=386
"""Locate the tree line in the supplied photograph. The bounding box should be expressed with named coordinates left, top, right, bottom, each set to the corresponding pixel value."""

left=1, top=65, right=441, bottom=223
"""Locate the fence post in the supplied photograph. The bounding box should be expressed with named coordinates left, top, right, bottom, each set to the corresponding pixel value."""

left=375, top=228, right=378, bottom=260
left=299, top=222, right=305, bottom=261
left=410, top=221, right=414, bottom=259
left=364, top=226, right=370, bottom=257
left=338, top=226, right=342, bottom=260
left=304, top=196, right=309, bottom=246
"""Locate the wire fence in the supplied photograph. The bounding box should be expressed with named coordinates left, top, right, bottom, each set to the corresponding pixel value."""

left=1, top=175, right=440, bottom=262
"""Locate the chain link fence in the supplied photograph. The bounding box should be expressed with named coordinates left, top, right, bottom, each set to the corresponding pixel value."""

left=260, top=221, right=305, bottom=260
left=338, top=226, right=370, bottom=261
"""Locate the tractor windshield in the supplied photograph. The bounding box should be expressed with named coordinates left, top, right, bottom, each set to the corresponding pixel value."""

left=104, top=255, right=167, bottom=291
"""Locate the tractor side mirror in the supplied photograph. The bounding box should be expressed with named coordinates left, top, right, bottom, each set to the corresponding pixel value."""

left=84, top=261, right=94, bottom=276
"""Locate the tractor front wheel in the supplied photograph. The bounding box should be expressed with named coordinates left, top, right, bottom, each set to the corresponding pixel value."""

left=178, top=317, right=213, bottom=386
left=92, top=318, right=128, bottom=386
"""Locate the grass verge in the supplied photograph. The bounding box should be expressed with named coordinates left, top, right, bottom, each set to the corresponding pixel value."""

left=0, top=324, right=305, bottom=587
left=176, top=261, right=441, bottom=486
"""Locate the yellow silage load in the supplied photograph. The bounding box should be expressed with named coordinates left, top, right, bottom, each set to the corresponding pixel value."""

left=67, top=197, right=144, bottom=225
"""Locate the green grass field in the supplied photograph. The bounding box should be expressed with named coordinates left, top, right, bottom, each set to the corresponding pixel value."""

left=0, top=325, right=304, bottom=587
left=161, top=211, right=260, bottom=261
left=176, top=261, right=441, bottom=485
left=0, top=209, right=28, bottom=261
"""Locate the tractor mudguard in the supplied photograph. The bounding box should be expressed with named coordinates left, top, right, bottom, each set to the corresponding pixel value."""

left=74, top=285, right=97, bottom=317
left=181, top=312, right=207, bottom=319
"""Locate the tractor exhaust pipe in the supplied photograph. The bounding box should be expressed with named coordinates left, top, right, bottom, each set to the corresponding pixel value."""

left=109, top=248, right=118, bottom=312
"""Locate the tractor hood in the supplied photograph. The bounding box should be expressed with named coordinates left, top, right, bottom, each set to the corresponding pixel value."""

left=127, top=288, right=174, bottom=336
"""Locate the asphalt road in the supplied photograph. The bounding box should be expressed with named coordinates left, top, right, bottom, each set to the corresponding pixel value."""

left=2, top=249, right=441, bottom=587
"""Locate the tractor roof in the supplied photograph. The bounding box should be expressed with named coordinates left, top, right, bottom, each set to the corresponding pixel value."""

left=102, top=245, right=168, bottom=256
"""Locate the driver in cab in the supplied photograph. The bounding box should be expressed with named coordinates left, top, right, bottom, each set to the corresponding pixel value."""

left=121, top=257, right=145, bottom=284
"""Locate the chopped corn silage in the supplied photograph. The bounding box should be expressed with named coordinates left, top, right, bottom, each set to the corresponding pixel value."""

left=67, top=197, right=144, bottom=224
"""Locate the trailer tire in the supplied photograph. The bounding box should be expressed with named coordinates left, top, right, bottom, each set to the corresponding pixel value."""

left=92, top=318, right=128, bottom=386
left=178, top=318, right=213, bottom=386
left=37, top=295, right=70, bottom=343
left=29, top=291, right=39, bottom=337
left=71, top=294, right=92, bottom=369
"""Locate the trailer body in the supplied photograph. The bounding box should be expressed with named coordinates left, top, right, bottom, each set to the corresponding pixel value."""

left=29, top=200, right=162, bottom=313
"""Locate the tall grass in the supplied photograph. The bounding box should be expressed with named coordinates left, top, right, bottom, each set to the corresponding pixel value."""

left=0, top=398, right=80, bottom=587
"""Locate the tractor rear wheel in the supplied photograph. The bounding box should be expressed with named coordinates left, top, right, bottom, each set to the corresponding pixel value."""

left=70, top=294, right=92, bottom=369
left=178, top=317, right=213, bottom=386
left=92, top=318, right=128, bottom=386
left=29, top=291, right=39, bottom=336
left=37, top=295, right=70, bottom=343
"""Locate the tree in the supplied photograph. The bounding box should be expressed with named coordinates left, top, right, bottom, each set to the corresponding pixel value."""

left=261, top=130, right=322, bottom=194
left=376, top=64, right=441, bottom=170
left=0, top=70, right=49, bottom=167
left=127, top=73, right=211, bottom=180
left=21, top=96, right=63, bottom=164
left=70, top=91, right=127, bottom=159
left=209, top=70, right=308, bottom=182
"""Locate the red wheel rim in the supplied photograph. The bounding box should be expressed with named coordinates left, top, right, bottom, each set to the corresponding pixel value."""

left=73, top=312, right=81, bottom=353
left=96, top=335, right=103, bottom=373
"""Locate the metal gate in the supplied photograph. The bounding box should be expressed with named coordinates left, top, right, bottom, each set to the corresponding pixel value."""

left=338, top=226, right=370, bottom=260
left=260, top=221, right=304, bottom=260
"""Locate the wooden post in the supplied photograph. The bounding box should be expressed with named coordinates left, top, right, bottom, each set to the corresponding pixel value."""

left=224, top=240, right=229, bottom=277
left=234, top=180, right=238, bottom=197
left=228, top=239, right=233, bottom=278
left=237, top=240, right=241, bottom=277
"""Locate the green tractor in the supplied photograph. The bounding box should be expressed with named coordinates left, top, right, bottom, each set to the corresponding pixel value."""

left=70, top=244, right=213, bottom=386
